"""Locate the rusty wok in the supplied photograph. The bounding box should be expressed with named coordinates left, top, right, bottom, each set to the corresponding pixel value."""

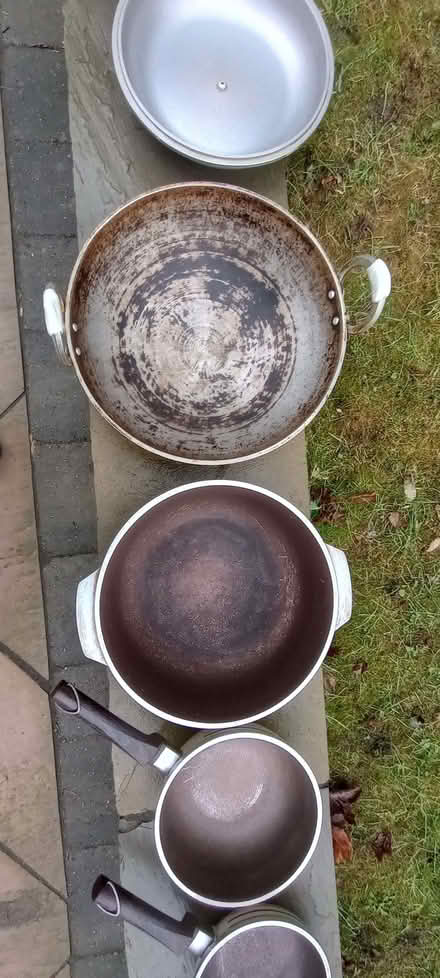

left=76, top=481, right=352, bottom=728
left=43, top=183, right=391, bottom=465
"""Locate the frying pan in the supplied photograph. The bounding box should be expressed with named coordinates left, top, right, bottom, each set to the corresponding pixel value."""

left=53, top=682, right=322, bottom=908
left=43, top=183, right=391, bottom=465
left=112, top=0, right=334, bottom=167
left=93, top=877, right=331, bottom=978
left=76, top=480, right=352, bottom=728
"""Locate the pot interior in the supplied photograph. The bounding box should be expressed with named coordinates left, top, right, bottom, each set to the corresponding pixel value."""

left=202, top=924, right=328, bottom=978
left=159, top=736, right=318, bottom=903
left=99, top=484, right=334, bottom=724
left=69, top=185, right=343, bottom=462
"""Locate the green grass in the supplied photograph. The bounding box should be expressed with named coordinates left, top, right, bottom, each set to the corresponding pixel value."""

left=287, top=1, right=440, bottom=974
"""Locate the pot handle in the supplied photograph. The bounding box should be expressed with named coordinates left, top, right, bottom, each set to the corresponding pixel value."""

left=76, top=569, right=105, bottom=665
left=339, top=255, right=391, bottom=335
left=92, top=876, right=213, bottom=957
left=52, top=682, right=180, bottom=771
left=326, top=544, right=352, bottom=629
left=43, top=285, right=71, bottom=366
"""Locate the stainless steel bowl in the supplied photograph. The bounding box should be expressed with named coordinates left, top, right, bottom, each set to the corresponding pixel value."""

left=112, top=0, right=334, bottom=168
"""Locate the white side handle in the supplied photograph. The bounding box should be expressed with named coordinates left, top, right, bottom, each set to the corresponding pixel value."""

left=43, top=285, right=71, bottom=366
left=340, top=254, right=391, bottom=335
left=326, top=544, right=352, bottom=629
left=76, top=569, right=106, bottom=664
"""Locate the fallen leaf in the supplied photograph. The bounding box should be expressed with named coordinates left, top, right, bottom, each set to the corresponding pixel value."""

left=435, top=504, right=440, bottom=521
left=372, top=829, right=392, bottom=861
left=388, top=511, right=401, bottom=528
left=332, top=826, right=353, bottom=864
left=349, top=492, right=377, bottom=504
left=327, top=645, right=341, bottom=658
left=433, top=713, right=440, bottom=726
left=310, top=485, right=344, bottom=524
left=404, top=477, right=417, bottom=501
left=330, top=783, right=361, bottom=827
left=352, top=660, right=368, bottom=675
left=324, top=672, right=337, bottom=693
left=426, top=537, right=440, bottom=554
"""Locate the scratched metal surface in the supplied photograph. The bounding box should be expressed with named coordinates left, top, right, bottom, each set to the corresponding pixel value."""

left=68, top=185, right=343, bottom=463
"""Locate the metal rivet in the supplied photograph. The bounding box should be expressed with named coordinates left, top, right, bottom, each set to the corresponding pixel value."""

left=332, top=316, right=340, bottom=327
left=216, top=80, right=227, bottom=91
left=328, top=289, right=336, bottom=300
left=72, top=322, right=78, bottom=332
left=75, top=346, right=81, bottom=356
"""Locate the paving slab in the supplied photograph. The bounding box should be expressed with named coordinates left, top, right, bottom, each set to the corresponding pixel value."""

left=0, top=850, right=69, bottom=978
left=0, top=653, right=66, bottom=895
left=21, top=328, right=89, bottom=443
left=43, top=554, right=99, bottom=668
left=67, top=845, right=125, bottom=958
left=5, top=140, right=76, bottom=236
left=1, top=46, right=70, bottom=143
left=64, top=1, right=342, bottom=975
left=32, top=442, right=97, bottom=558
left=71, top=953, right=128, bottom=978
left=0, top=398, right=48, bottom=676
left=0, top=98, right=24, bottom=415
left=0, top=4, right=64, bottom=47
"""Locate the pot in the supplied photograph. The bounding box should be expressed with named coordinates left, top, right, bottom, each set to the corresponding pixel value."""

left=112, top=0, right=334, bottom=168
left=43, top=183, right=391, bottom=465
left=53, top=682, right=322, bottom=908
left=93, top=877, right=331, bottom=978
left=76, top=480, right=352, bottom=728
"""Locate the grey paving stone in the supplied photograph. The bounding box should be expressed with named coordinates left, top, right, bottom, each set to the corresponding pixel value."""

left=51, top=662, right=109, bottom=739
left=0, top=3, right=64, bottom=48
left=21, top=330, right=89, bottom=442
left=71, top=952, right=128, bottom=978
left=66, top=845, right=125, bottom=958
left=13, top=235, right=78, bottom=333
left=56, top=734, right=117, bottom=850
left=1, top=47, right=70, bottom=142
left=43, top=554, right=98, bottom=667
left=6, top=141, right=76, bottom=235
left=33, top=443, right=97, bottom=558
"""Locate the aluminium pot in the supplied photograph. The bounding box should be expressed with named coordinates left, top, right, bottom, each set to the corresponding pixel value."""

left=53, top=682, right=322, bottom=908
left=43, top=182, right=391, bottom=465
left=93, top=877, right=331, bottom=978
left=112, top=0, right=334, bottom=168
left=76, top=480, right=352, bottom=728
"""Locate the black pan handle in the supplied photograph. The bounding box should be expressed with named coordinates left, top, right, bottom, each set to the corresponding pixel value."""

left=92, top=876, right=213, bottom=956
left=52, top=682, right=175, bottom=768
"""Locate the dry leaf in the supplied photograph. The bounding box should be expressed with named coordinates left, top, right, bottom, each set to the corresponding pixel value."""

left=327, top=645, right=341, bottom=658
left=372, top=829, right=392, bottom=861
left=435, top=504, right=440, bottom=521
left=388, top=512, right=401, bottom=528
left=324, top=672, right=337, bottom=693
left=330, top=783, right=361, bottom=826
left=310, top=486, right=344, bottom=524
left=349, top=492, right=377, bottom=504
left=404, top=477, right=417, bottom=502
left=426, top=537, right=440, bottom=554
left=332, top=826, right=353, bottom=864
left=352, top=660, right=368, bottom=675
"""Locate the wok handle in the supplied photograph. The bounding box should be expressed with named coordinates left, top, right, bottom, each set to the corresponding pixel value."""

left=76, top=569, right=105, bottom=665
left=92, top=876, right=213, bottom=957
left=326, top=544, right=352, bottom=629
left=43, top=285, right=71, bottom=366
left=339, top=255, right=391, bottom=335
left=52, top=682, right=180, bottom=770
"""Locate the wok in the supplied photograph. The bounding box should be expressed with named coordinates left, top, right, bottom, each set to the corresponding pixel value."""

left=93, top=877, right=331, bottom=978
left=112, top=0, right=334, bottom=168
left=44, top=183, right=391, bottom=465
left=53, top=682, right=321, bottom=907
left=76, top=481, right=352, bottom=728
